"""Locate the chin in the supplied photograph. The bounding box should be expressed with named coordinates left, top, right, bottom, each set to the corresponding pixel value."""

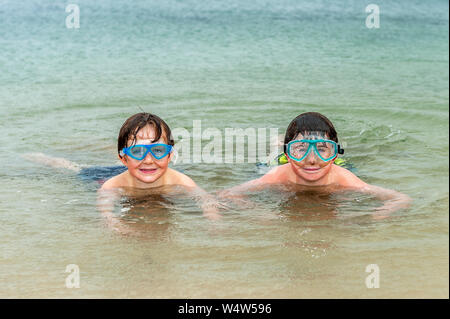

left=138, top=176, right=160, bottom=184
left=131, top=169, right=163, bottom=184
left=141, top=172, right=164, bottom=183
left=298, top=172, right=325, bottom=182
left=290, top=163, right=330, bottom=183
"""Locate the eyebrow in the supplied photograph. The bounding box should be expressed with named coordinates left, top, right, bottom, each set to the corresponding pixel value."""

left=134, top=141, right=161, bottom=146
left=135, top=139, right=156, bottom=143
left=128, top=138, right=159, bottom=147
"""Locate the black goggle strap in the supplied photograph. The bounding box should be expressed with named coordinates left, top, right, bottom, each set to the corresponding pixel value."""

left=337, top=144, right=344, bottom=155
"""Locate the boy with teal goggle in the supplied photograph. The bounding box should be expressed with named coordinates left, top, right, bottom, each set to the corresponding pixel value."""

left=225, top=112, right=411, bottom=219
left=285, top=139, right=344, bottom=162
left=271, top=136, right=348, bottom=168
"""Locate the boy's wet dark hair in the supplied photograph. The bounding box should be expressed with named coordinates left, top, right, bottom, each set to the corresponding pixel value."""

left=284, top=112, right=338, bottom=153
left=118, top=113, right=174, bottom=157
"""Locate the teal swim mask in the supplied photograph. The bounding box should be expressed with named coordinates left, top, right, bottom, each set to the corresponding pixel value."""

left=286, top=139, right=344, bottom=162
left=120, top=144, right=172, bottom=160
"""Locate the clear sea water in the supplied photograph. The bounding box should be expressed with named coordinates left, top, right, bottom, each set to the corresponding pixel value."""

left=0, top=0, right=448, bottom=298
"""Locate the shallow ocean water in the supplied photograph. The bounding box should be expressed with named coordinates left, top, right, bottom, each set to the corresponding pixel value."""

left=0, top=0, right=448, bottom=298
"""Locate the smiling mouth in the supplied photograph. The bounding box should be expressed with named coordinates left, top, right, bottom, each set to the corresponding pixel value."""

left=139, top=168, right=158, bottom=174
left=303, top=167, right=320, bottom=172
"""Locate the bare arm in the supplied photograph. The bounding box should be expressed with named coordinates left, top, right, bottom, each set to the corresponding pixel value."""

left=217, top=165, right=285, bottom=206
left=216, top=178, right=264, bottom=211
left=96, top=188, right=133, bottom=235
left=359, top=184, right=412, bottom=219
left=190, top=186, right=224, bottom=221
left=23, top=152, right=83, bottom=172
left=220, top=178, right=261, bottom=195
left=169, top=169, right=223, bottom=220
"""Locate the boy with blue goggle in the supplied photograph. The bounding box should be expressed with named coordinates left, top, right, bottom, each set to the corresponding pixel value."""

left=98, top=113, right=222, bottom=225
left=120, top=143, right=173, bottom=161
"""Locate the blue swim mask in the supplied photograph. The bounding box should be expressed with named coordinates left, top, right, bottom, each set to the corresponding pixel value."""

left=120, top=144, right=173, bottom=160
left=286, top=139, right=344, bottom=162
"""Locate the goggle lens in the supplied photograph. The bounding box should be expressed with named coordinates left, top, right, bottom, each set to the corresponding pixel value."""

left=129, top=146, right=147, bottom=159
left=288, top=140, right=337, bottom=162
left=150, top=145, right=168, bottom=158
left=124, top=144, right=171, bottom=160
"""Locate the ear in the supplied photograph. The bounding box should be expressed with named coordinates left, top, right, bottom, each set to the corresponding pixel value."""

left=118, top=154, right=127, bottom=166
left=168, top=146, right=178, bottom=163
left=168, top=149, right=177, bottom=164
left=285, top=153, right=294, bottom=165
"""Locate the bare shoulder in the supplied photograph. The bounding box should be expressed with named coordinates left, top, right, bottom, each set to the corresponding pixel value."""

left=225, top=165, right=288, bottom=193
left=167, top=168, right=197, bottom=188
left=100, top=173, right=127, bottom=190
left=259, top=165, right=290, bottom=184
left=333, top=165, right=368, bottom=188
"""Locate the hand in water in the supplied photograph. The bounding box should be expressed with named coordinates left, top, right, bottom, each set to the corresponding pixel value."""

left=97, top=189, right=135, bottom=235
left=372, top=205, right=397, bottom=220
left=201, top=197, right=229, bottom=221
left=102, top=212, right=134, bottom=235
left=192, top=187, right=228, bottom=221
left=359, top=185, right=412, bottom=220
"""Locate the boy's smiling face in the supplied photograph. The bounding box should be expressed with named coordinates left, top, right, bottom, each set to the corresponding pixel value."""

left=287, top=131, right=335, bottom=184
left=119, top=124, right=172, bottom=187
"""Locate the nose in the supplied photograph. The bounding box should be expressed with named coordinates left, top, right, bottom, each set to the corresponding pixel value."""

left=305, top=148, right=317, bottom=164
left=142, top=151, right=155, bottom=164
